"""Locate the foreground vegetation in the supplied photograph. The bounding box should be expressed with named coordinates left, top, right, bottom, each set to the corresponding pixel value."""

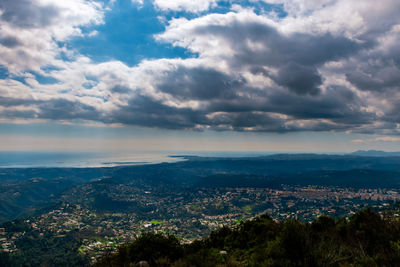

left=96, top=209, right=400, bottom=267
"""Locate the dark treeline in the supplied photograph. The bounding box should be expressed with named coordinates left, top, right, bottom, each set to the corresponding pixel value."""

left=0, top=219, right=89, bottom=266
left=96, top=209, right=400, bottom=267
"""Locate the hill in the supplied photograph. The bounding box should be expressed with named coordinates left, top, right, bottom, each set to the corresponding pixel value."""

left=350, top=150, right=400, bottom=157
left=3, top=153, right=400, bottom=222
left=95, top=208, right=400, bottom=266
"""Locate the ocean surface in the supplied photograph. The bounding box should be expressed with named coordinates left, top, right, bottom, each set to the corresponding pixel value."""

left=0, top=150, right=275, bottom=168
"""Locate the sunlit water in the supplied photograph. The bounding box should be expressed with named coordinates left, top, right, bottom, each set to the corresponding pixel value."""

left=0, top=150, right=276, bottom=168
left=0, top=151, right=181, bottom=168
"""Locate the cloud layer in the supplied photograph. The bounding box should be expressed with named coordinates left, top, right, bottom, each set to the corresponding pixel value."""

left=1, top=0, right=400, bottom=135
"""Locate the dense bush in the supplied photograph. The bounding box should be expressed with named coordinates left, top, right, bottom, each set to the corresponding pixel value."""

left=96, top=209, right=400, bottom=266
left=97, top=233, right=183, bottom=266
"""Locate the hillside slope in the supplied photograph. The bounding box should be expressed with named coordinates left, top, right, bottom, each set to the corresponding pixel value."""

left=96, top=208, right=400, bottom=266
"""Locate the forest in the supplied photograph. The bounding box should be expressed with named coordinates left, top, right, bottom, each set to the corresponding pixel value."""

left=96, top=208, right=400, bottom=266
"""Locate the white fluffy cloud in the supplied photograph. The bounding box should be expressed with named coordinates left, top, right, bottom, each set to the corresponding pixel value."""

left=0, top=0, right=104, bottom=74
left=152, top=0, right=219, bottom=12
left=260, top=0, right=400, bottom=38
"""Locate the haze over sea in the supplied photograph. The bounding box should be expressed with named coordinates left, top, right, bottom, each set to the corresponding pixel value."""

left=0, top=150, right=277, bottom=168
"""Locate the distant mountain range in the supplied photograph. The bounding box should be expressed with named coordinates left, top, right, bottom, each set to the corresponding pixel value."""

left=350, top=150, right=400, bottom=157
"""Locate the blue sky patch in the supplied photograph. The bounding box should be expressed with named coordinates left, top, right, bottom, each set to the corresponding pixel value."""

left=30, top=71, right=59, bottom=85
left=0, top=65, right=8, bottom=79
left=67, top=0, right=286, bottom=67
left=69, top=0, right=195, bottom=66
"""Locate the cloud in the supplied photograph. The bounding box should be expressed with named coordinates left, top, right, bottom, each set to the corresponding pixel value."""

left=352, top=136, right=400, bottom=143
left=131, top=0, right=144, bottom=8
left=0, top=0, right=60, bottom=28
left=345, top=28, right=400, bottom=93
left=108, top=94, right=206, bottom=130
left=37, top=98, right=101, bottom=121
left=0, top=95, right=102, bottom=121
left=152, top=0, right=219, bottom=12
left=273, top=62, right=322, bottom=96
left=258, top=0, right=400, bottom=37
left=0, top=35, right=22, bottom=48
left=0, top=0, right=400, bottom=137
left=0, top=0, right=105, bottom=73
left=376, top=136, right=400, bottom=142
left=157, top=11, right=361, bottom=67
left=156, top=66, right=245, bottom=100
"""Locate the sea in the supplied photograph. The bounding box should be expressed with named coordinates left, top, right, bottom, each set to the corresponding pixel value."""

left=0, top=150, right=275, bottom=168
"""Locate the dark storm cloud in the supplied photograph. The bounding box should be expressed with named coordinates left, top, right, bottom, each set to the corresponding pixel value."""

left=381, top=97, right=400, bottom=124
left=0, top=97, right=101, bottom=121
left=265, top=86, right=375, bottom=126
left=195, top=21, right=361, bottom=67
left=157, top=66, right=244, bottom=100
left=107, top=92, right=356, bottom=133
left=344, top=31, right=400, bottom=93
left=0, top=35, right=21, bottom=48
left=190, top=20, right=362, bottom=97
left=0, top=108, right=37, bottom=119
left=391, top=45, right=400, bottom=67
left=0, top=84, right=375, bottom=133
left=107, top=94, right=207, bottom=130
left=0, top=0, right=59, bottom=28
left=274, top=62, right=322, bottom=95
left=0, top=96, right=37, bottom=107
left=346, top=71, right=382, bottom=91
left=206, top=111, right=286, bottom=132
left=205, top=84, right=374, bottom=128
left=110, top=85, right=131, bottom=94
left=136, top=15, right=384, bottom=132
left=37, top=99, right=100, bottom=121
left=346, top=65, right=400, bottom=92
left=108, top=75, right=372, bottom=132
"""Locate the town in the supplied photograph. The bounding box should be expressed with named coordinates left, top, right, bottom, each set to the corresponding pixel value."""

left=1, top=185, right=399, bottom=263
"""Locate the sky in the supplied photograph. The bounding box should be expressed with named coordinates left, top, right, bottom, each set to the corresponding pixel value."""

left=0, top=0, right=400, bottom=153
